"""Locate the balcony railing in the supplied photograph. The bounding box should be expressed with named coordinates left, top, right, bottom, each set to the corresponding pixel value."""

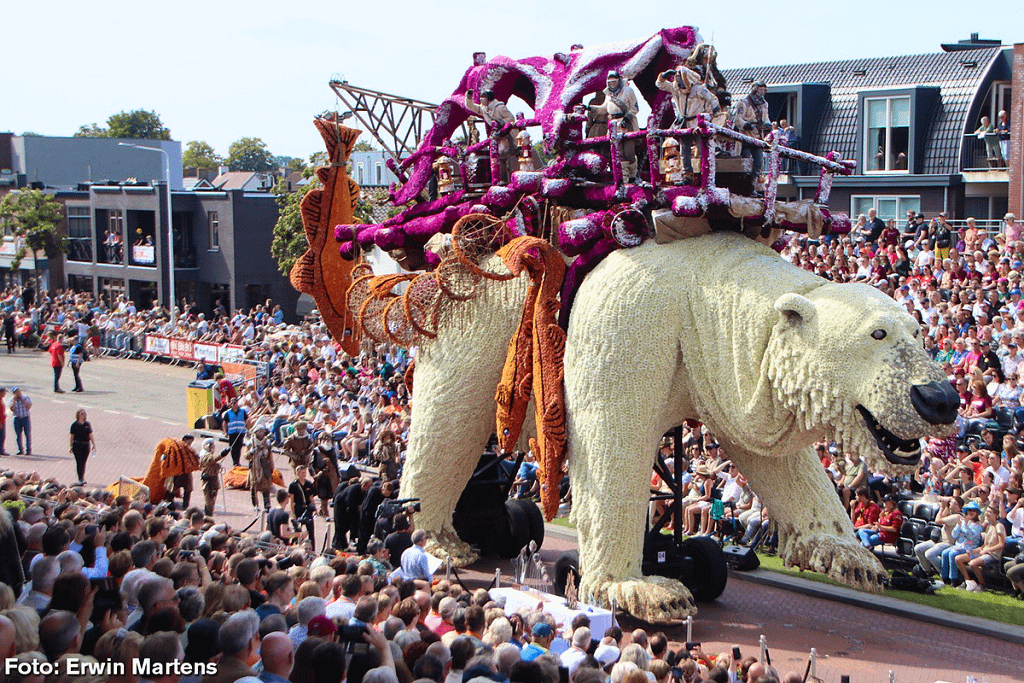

left=67, top=238, right=92, bottom=262
left=962, top=134, right=1008, bottom=172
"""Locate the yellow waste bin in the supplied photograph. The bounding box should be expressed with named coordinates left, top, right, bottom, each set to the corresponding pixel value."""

left=186, top=379, right=216, bottom=428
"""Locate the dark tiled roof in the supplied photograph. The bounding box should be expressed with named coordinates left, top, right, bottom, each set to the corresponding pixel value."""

left=721, top=47, right=1002, bottom=174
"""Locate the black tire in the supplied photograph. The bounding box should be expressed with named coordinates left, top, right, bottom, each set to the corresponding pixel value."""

left=496, top=499, right=532, bottom=558
left=554, top=550, right=581, bottom=597
left=679, top=536, right=728, bottom=602
left=517, top=499, right=545, bottom=551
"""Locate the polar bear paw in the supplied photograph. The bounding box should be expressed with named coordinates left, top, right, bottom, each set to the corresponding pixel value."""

left=583, top=574, right=697, bottom=622
left=424, top=528, right=479, bottom=568
left=781, top=532, right=886, bottom=593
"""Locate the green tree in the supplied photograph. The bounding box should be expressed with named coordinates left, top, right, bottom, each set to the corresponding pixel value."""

left=271, top=177, right=320, bottom=275
left=106, top=109, right=171, bottom=140
left=286, top=157, right=307, bottom=174
left=227, top=137, right=276, bottom=172
left=74, top=110, right=171, bottom=139
left=0, top=189, right=66, bottom=270
left=304, top=151, right=328, bottom=179
left=74, top=123, right=108, bottom=138
left=182, top=141, right=222, bottom=173
left=353, top=141, right=377, bottom=152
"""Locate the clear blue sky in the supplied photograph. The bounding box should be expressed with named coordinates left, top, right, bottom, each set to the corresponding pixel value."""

left=4, top=0, right=1020, bottom=162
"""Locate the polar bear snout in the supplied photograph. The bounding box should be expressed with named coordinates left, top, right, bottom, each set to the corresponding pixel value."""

left=910, top=380, right=960, bottom=426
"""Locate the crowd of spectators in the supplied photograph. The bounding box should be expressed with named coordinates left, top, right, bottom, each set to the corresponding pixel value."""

left=1, top=290, right=296, bottom=358
left=642, top=211, right=1024, bottom=595
left=2, top=207, right=1024, bottom=681
left=0, top=464, right=811, bottom=683
left=775, top=210, right=1024, bottom=592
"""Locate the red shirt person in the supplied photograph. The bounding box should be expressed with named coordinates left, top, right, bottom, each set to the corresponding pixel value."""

left=851, top=488, right=880, bottom=530
left=49, top=336, right=66, bottom=394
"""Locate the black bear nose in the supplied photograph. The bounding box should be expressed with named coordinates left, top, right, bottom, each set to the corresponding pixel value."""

left=911, top=380, right=959, bottom=425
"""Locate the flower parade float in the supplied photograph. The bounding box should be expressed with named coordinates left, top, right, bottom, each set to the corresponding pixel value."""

left=292, top=26, right=960, bottom=621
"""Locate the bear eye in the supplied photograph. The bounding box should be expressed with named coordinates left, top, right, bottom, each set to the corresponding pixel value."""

left=871, top=329, right=887, bottom=340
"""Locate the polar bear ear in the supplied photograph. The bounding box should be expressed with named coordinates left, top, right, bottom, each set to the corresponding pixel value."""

left=774, top=292, right=817, bottom=328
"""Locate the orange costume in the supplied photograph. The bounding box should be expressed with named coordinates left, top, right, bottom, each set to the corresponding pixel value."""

left=141, top=438, right=200, bottom=504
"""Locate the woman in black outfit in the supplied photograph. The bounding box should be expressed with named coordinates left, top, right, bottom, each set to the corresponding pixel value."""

left=69, top=408, right=95, bottom=485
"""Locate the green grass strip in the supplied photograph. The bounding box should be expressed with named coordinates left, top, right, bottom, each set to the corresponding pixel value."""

left=755, top=551, right=1024, bottom=627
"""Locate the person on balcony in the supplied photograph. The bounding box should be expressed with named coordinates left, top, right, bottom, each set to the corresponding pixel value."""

left=997, top=110, right=1010, bottom=163
left=974, top=116, right=1004, bottom=168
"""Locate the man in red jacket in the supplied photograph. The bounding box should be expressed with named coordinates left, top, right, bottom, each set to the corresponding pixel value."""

left=48, top=335, right=65, bottom=394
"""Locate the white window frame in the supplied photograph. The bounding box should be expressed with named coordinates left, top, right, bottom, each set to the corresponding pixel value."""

left=864, top=96, right=911, bottom=174
left=208, top=211, right=220, bottom=251
left=850, top=195, right=920, bottom=223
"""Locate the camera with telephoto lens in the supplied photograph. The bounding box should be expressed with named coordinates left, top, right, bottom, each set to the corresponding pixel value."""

left=377, top=498, right=421, bottom=520
left=293, top=506, right=315, bottom=528
left=339, top=623, right=369, bottom=654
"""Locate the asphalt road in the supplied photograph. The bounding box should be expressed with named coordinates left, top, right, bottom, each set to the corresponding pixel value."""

left=1, top=350, right=1021, bottom=680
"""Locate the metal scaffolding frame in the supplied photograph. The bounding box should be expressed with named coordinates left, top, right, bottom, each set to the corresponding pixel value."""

left=329, top=80, right=477, bottom=163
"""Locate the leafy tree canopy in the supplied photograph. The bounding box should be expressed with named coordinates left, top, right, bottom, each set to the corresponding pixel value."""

left=227, top=137, right=276, bottom=172
left=74, top=123, right=108, bottom=138
left=0, top=189, right=66, bottom=270
left=271, top=177, right=319, bottom=276
left=303, top=151, right=329, bottom=179
left=183, top=141, right=222, bottom=172
left=107, top=110, right=171, bottom=139
left=73, top=109, right=171, bottom=140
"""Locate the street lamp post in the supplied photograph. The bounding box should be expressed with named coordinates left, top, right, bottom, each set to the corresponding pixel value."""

left=118, top=142, right=175, bottom=325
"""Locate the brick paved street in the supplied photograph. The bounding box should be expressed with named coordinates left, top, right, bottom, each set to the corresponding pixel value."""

left=0, top=350, right=267, bottom=525
left=1, top=350, right=1022, bottom=681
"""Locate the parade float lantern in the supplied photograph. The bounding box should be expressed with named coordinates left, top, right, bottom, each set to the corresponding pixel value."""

left=661, top=137, right=684, bottom=185
left=517, top=131, right=538, bottom=172
left=433, top=155, right=459, bottom=194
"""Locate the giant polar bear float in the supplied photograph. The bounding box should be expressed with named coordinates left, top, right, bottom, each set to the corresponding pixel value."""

left=400, top=231, right=959, bottom=622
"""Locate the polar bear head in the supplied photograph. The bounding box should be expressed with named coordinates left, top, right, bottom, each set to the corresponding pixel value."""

left=767, top=282, right=958, bottom=472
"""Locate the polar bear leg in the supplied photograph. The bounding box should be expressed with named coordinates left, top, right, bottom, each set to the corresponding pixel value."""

left=567, top=409, right=698, bottom=619
left=733, top=444, right=886, bottom=592
left=565, top=330, right=696, bottom=620
left=401, top=276, right=528, bottom=565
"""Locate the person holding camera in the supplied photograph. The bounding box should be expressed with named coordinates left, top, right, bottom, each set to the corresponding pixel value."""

left=356, top=479, right=394, bottom=555
left=268, top=490, right=304, bottom=548
left=289, top=465, right=318, bottom=549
